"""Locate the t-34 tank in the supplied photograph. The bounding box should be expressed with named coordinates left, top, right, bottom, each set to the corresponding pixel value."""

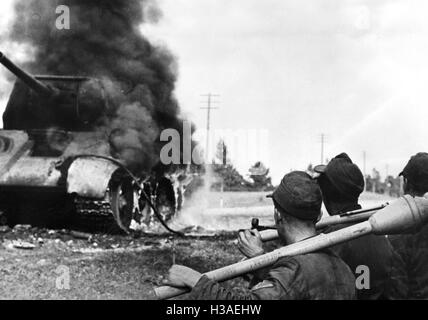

left=0, top=51, right=179, bottom=233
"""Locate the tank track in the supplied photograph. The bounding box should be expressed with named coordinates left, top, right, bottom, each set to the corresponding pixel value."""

left=72, top=196, right=178, bottom=234
left=73, top=196, right=122, bottom=233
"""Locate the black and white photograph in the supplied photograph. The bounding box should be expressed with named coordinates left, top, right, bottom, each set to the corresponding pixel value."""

left=0, top=0, right=427, bottom=307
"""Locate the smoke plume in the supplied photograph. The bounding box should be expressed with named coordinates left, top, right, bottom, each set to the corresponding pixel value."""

left=8, top=0, right=189, bottom=173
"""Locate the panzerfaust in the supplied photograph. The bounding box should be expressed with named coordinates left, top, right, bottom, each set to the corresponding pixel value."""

left=253, top=203, right=388, bottom=242
left=0, top=51, right=182, bottom=233
left=154, top=195, right=428, bottom=299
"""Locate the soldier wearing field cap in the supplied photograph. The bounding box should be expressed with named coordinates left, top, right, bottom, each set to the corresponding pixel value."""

left=314, top=152, right=406, bottom=300
left=164, top=171, right=356, bottom=300
left=314, top=153, right=365, bottom=214
left=389, top=152, right=428, bottom=299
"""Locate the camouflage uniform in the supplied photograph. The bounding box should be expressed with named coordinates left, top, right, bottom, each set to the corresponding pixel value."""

left=385, top=153, right=428, bottom=299
left=388, top=228, right=428, bottom=299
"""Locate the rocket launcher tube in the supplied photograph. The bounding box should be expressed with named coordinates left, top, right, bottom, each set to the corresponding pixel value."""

left=154, top=194, right=428, bottom=300
left=0, top=51, right=54, bottom=98
left=259, top=206, right=384, bottom=242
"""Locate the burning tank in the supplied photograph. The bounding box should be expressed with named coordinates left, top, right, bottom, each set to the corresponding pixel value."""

left=0, top=51, right=184, bottom=233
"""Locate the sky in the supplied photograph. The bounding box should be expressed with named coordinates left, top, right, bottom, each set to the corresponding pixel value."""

left=2, top=0, right=428, bottom=184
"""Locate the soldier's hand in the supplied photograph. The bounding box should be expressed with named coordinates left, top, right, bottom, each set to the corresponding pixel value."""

left=237, top=229, right=265, bottom=258
left=163, top=264, right=203, bottom=288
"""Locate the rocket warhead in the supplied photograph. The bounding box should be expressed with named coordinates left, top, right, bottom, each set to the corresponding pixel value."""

left=369, top=194, right=428, bottom=235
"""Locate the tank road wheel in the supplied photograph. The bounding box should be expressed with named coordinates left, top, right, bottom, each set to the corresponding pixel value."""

left=109, top=178, right=134, bottom=233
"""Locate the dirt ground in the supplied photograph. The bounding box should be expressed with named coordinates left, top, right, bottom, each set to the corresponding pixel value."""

left=0, top=226, right=247, bottom=300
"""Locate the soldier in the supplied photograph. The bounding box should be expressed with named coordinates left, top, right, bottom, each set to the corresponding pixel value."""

left=164, top=171, right=356, bottom=300
left=314, top=152, right=405, bottom=299
left=389, top=152, right=428, bottom=299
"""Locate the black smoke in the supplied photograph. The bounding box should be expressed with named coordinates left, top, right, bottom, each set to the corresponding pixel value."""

left=9, top=0, right=193, bottom=173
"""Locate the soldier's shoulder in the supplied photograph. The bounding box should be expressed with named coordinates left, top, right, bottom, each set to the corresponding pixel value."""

left=273, top=251, right=331, bottom=269
left=273, top=255, right=301, bottom=269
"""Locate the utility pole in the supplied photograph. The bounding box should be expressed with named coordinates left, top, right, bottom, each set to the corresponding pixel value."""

left=200, top=93, right=220, bottom=163
left=363, top=151, right=367, bottom=177
left=320, top=134, right=326, bottom=164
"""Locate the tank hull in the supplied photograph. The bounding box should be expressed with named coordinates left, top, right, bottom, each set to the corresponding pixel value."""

left=0, top=52, right=185, bottom=233
left=0, top=130, right=136, bottom=232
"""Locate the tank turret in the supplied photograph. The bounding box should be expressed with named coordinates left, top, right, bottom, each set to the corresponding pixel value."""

left=0, top=51, right=108, bottom=131
left=0, top=51, right=54, bottom=98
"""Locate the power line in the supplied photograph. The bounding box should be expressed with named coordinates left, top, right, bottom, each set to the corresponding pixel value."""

left=200, top=93, right=220, bottom=162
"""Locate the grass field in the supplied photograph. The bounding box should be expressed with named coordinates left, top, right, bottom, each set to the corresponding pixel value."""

left=175, top=190, right=394, bottom=231
left=0, top=230, right=246, bottom=299
left=193, top=190, right=392, bottom=209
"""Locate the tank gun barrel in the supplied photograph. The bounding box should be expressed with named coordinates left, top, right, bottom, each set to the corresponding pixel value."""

left=0, top=51, right=53, bottom=98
